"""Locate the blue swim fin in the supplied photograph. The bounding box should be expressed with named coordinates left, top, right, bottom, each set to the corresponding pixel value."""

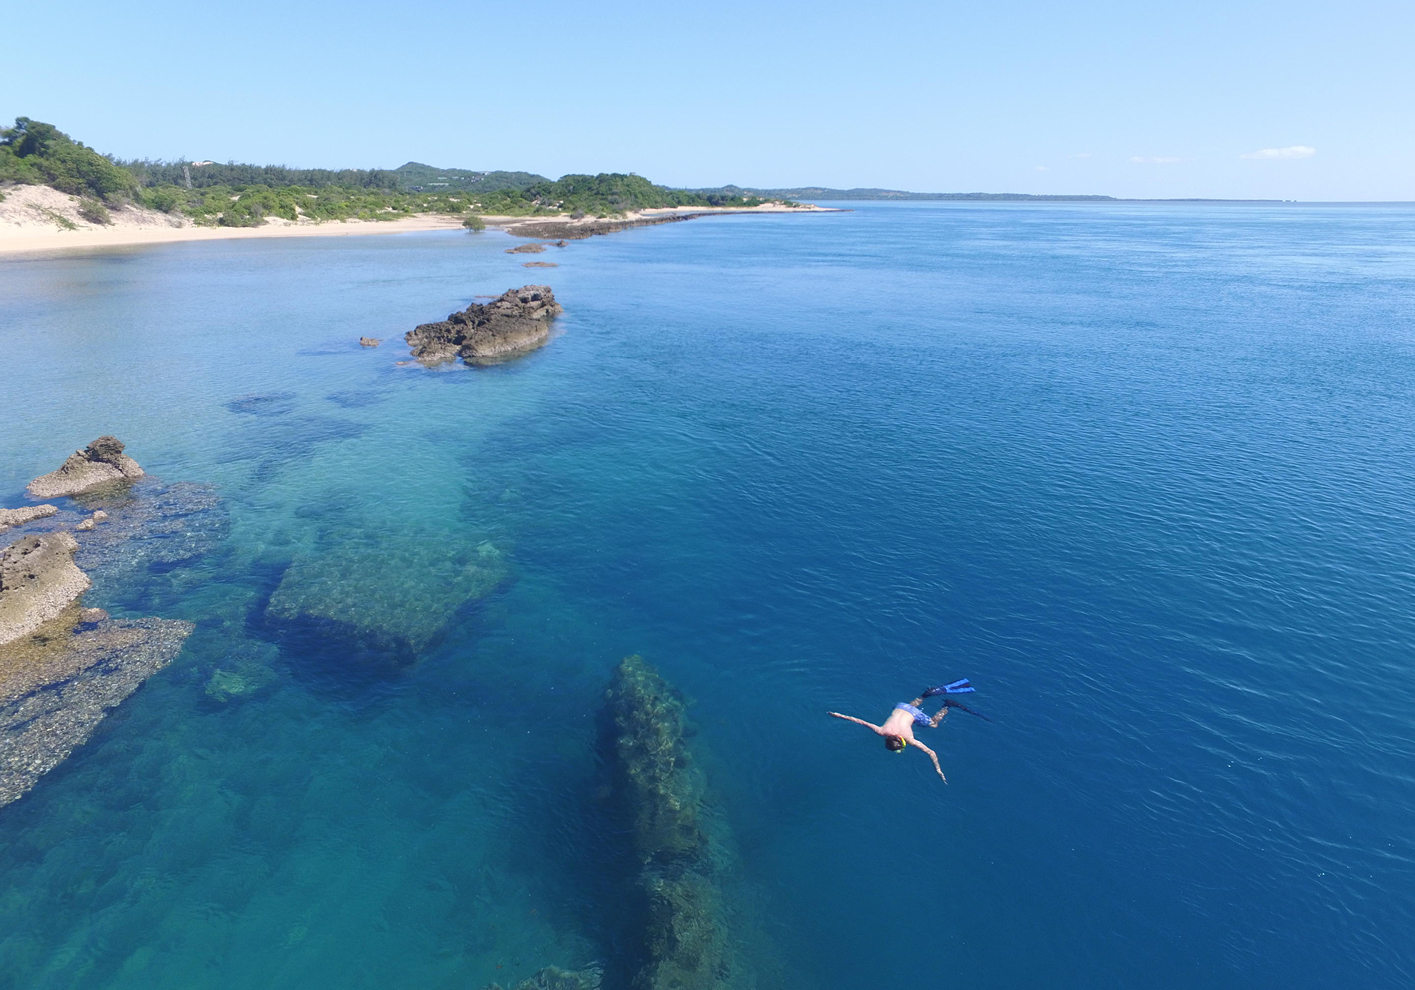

left=922, top=678, right=975, bottom=698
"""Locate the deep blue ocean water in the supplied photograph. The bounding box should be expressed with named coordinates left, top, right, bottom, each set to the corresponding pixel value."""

left=2, top=202, right=1414, bottom=989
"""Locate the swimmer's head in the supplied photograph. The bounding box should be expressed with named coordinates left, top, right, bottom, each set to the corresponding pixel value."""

left=884, top=735, right=906, bottom=752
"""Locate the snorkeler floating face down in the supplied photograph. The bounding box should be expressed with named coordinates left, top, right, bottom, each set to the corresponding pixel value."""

left=828, top=680, right=990, bottom=783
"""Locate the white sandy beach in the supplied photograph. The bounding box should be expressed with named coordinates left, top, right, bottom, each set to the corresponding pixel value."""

left=0, top=185, right=834, bottom=257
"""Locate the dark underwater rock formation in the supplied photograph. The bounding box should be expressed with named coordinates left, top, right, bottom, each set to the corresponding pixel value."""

left=603, top=655, right=734, bottom=990
left=27, top=436, right=144, bottom=498
left=406, top=286, right=563, bottom=366
left=226, top=392, right=297, bottom=417
left=263, top=536, right=508, bottom=665
left=482, top=966, right=602, bottom=990
left=0, top=615, right=192, bottom=807
left=70, top=480, right=228, bottom=587
left=0, top=532, right=92, bottom=646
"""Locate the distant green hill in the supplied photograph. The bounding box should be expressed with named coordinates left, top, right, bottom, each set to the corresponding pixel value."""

left=692, top=184, right=1117, bottom=202
left=393, top=162, right=547, bottom=193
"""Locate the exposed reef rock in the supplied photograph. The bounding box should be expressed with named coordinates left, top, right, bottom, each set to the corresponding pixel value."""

left=406, top=286, right=563, bottom=366
left=603, top=655, right=734, bottom=990
left=264, top=536, right=508, bottom=665
left=507, top=212, right=746, bottom=242
left=0, top=533, right=92, bottom=646
left=360, top=336, right=381, bottom=347
left=0, top=615, right=192, bottom=807
left=0, top=504, right=57, bottom=533
left=524, top=262, right=559, bottom=268
left=506, top=243, right=547, bottom=254
left=27, top=436, right=145, bottom=498
left=482, top=966, right=602, bottom=990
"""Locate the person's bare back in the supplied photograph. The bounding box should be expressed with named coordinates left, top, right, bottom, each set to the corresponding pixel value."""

left=829, top=679, right=989, bottom=783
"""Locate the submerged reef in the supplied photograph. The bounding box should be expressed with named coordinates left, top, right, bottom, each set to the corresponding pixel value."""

left=0, top=615, right=192, bottom=807
left=482, top=966, right=602, bottom=990
left=27, top=435, right=144, bottom=498
left=263, top=535, right=508, bottom=665
left=603, top=655, right=736, bottom=990
left=69, top=479, right=228, bottom=588
left=406, top=285, right=563, bottom=366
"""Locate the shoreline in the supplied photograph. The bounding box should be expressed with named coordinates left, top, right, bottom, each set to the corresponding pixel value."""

left=0, top=202, right=837, bottom=258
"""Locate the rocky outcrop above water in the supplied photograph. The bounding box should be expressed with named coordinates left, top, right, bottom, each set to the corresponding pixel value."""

left=506, top=243, right=547, bottom=254
left=603, top=655, right=733, bottom=990
left=0, top=504, right=57, bottom=534
left=406, top=286, right=563, bottom=366
left=27, top=436, right=144, bottom=498
left=263, top=536, right=508, bottom=666
left=507, top=213, right=730, bottom=241
left=0, top=615, right=192, bottom=807
left=0, top=533, right=92, bottom=646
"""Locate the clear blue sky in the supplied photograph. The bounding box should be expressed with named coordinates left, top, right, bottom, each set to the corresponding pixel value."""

left=6, top=0, right=1412, bottom=199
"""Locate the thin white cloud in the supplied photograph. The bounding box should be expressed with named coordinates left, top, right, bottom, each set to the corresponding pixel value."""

left=1035, top=165, right=1048, bottom=171
left=1069, top=152, right=1092, bottom=159
left=1130, top=156, right=1185, bottom=164
left=1240, top=145, right=1316, bottom=160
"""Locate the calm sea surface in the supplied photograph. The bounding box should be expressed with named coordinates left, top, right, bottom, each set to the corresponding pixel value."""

left=2, top=202, right=1414, bottom=989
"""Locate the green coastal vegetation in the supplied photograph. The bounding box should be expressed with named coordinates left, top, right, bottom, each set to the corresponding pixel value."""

left=1, top=117, right=774, bottom=228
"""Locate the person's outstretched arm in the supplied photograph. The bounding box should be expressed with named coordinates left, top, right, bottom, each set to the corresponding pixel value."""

left=828, top=711, right=883, bottom=734
left=909, top=739, right=948, bottom=783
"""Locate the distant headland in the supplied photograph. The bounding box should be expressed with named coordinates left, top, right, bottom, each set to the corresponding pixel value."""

left=0, top=116, right=1281, bottom=255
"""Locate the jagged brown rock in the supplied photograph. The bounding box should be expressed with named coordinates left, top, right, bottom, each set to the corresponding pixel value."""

left=360, top=337, right=381, bottom=347
left=0, top=533, right=92, bottom=646
left=27, top=436, right=144, bottom=498
left=506, top=243, right=547, bottom=254
left=406, top=286, right=563, bottom=366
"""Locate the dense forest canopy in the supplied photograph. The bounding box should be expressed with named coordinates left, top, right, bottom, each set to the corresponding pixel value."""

left=393, top=163, right=547, bottom=193
left=0, top=117, right=777, bottom=226
left=0, top=117, right=138, bottom=201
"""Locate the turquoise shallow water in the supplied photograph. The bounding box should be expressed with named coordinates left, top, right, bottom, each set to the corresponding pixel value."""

left=2, top=202, right=1415, bottom=989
